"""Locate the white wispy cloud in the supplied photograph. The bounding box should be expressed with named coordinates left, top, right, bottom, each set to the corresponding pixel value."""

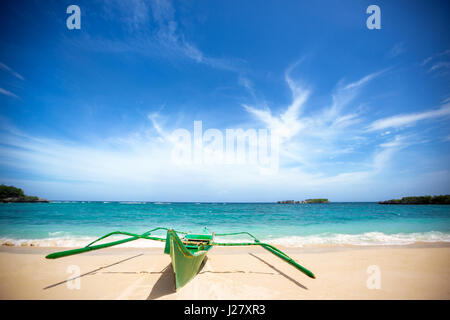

left=150, top=0, right=203, bottom=62
left=0, top=62, right=24, bottom=80
left=238, top=75, right=256, bottom=99
left=421, top=49, right=450, bottom=74
left=343, top=69, right=388, bottom=90
left=91, top=0, right=243, bottom=72
left=421, top=57, right=432, bottom=66
left=99, top=0, right=150, bottom=31
left=244, top=65, right=385, bottom=146
left=242, top=68, right=309, bottom=143
left=421, top=49, right=450, bottom=65
left=388, top=42, right=406, bottom=58
left=367, top=103, right=450, bottom=131
left=241, top=63, right=392, bottom=176
left=429, top=62, right=450, bottom=72
left=0, top=88, right=19, bottom=98
left=373, top=134, right=411, bottom=170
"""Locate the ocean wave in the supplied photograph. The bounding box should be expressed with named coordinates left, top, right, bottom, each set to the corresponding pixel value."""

left=212, top=231, right=450, bottom=247
left=267, top=231, right=450, bottom=247
left=119, top=201, right=147, bottom=204
left=1, top=231, right=449, bottom=248
left=0, top=236, right=165, bottom=248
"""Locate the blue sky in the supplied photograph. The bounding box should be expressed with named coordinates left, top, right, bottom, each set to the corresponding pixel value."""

left=0, top=0, right=449, bottom=201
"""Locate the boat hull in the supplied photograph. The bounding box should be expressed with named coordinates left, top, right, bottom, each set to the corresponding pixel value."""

left=164, top=229, right=212, bottom=290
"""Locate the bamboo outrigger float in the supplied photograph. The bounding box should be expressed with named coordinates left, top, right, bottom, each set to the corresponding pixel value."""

left=46, top=227, right=315, bottom=290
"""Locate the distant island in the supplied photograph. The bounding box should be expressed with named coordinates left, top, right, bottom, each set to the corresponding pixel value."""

left=277, top=199, right=330, bottom=204
left=0, top=185, right=49, bottom=203
left=379, top=195, right=450, bottom=205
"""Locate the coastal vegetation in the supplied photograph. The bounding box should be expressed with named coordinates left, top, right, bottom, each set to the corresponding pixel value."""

left=379, top=195, right=450, bottom=205
left=0, top=185, right=49, bottom=203
left=277, top=199, right=330, bottom=204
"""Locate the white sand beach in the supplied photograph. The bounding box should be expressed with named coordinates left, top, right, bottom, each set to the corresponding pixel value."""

left=0, top=244, right=448, bottom=300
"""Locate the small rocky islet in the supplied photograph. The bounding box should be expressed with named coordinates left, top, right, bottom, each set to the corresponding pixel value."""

left=0, top=184, right=49, bottom=203
left=277, top=199, right=330, bottom=204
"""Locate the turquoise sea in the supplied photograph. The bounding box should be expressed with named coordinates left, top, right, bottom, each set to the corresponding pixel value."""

left=0, top=202, right=449, bottom=247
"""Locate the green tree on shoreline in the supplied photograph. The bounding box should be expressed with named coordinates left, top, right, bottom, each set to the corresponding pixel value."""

left=0, top=185, right=44, bottom=202
left=379, top=195, right=450, bottom=205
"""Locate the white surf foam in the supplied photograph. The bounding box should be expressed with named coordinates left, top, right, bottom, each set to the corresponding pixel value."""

left=0, top=236, right=165, bottom=248
left=267, top=231, right=450, bottom=247
left=1, top=231, right=449, bottom=248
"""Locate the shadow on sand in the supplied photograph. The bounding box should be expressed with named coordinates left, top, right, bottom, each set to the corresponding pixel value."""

left=146, top=254, right=307, bottom=299
left=43, top=253, right=144, bottom=290
left=146, top=264, right=175, bottom=299
left=146, top=256, right=209, bottom=299
left=249, top=253, right=308, bottom=290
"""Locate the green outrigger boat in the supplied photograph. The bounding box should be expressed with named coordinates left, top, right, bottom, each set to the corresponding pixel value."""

left=46, top=227, right=315, bottom=290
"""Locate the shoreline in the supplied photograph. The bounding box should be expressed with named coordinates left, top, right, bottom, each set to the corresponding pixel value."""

left=2, top=241, right=450, bottom=254
left=0, top=244, right=449, bottom=299
left=0, top=235, right=450, bottom=250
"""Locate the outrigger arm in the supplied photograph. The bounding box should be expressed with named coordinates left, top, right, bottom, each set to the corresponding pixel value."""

left=45, top=227, right=180, bottom=259
left=212, top=231, right=315, bottom=279
left=45, top=227, right=315, bottom=279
